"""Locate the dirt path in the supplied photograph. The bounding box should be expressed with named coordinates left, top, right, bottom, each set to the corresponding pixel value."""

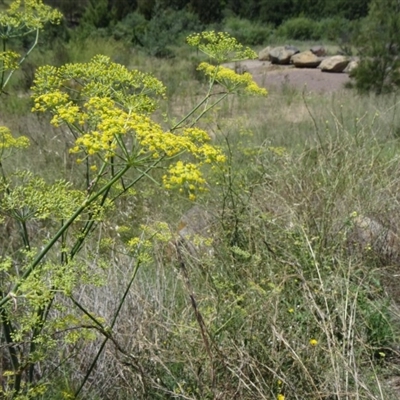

left=226, top=60, right=351, bottom=93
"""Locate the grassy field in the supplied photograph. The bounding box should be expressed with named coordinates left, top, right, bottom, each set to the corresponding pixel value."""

left=2, top=37, right=400, bottom=399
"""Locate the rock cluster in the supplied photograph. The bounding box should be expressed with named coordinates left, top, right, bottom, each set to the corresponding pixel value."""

left=258, top=45, right=358, bottom=73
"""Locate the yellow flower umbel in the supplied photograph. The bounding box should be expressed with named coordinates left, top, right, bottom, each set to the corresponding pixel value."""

left=31, top=54, right=226, bottom=198
left=0, top=51, right=20, bottom=72
left=198, top=62, right=267, bottom=95
left=0, top=126, right=29, bottom=161
left=187, top=31, right=267, bottom=100
left=0, top=0, right=62, bottom=33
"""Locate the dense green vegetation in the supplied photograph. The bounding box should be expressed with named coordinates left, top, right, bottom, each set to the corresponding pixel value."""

left=44, top=0, right=371, bottom=26
left=38, top=0, right=370, bottom=51
left=2, top=0, right=400, bottom=399
left=350, top=0, right=400, bottom=94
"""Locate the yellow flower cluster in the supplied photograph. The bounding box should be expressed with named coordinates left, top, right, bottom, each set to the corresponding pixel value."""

left=134, top=122, right=226, bottom=163
left=0, top=0, right=62, bottom=32
left=0, top=51, right=20, bottom=71
left=0, top=126, right=30, bottom=151
left=31, top=55, right=226, bottom=197
left=187, top=31, right=257, bottom=63
left=33, top=90, right=70, bottom=112
left=163, top=161, right=207, bottom=199
left=198, top=62, right=267, bottom=95
left=70, top=97, right=128, bottom=155
left=32, top=55, right=166, bottom=114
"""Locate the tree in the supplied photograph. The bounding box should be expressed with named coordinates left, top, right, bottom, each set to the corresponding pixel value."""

left=44, top=0, right=88, bottom=26
left=81, top=0, right=111, bottom=28
left=189, top=0, right=223, bottom=23
left=258, top=0, right=295, bottom=25
left=352, top=0, right=400, bottom=94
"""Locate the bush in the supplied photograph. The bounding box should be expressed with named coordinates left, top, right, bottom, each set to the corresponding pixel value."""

left=276, top=16, right=322, bottom=41
left=223, top=16, right=274, bottom=46
left=114, top=8, right=203, bottom=58
left=317, top=16, right=356, bottom=42
left=352, top=0, right=400, bottom=94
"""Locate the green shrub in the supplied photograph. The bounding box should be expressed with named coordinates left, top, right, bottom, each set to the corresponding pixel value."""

left=114, top=8, right=203, bottom=58
left=276, top=16, right=322, bottom=41
left=317, top=16, right=355, bottom=41
left=223, top=16, right=274, bottom=45
left=352, top=0, right=400, bottom=94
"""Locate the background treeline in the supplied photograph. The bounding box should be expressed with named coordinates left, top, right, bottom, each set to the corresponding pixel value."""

left=38, top=0, right=371, bottom=58
left=44, top=0, right=371, bottom=26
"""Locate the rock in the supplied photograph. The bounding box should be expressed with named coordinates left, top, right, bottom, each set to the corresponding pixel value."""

left=291, top=51, right=322, bottom=68
left=269, top=46, right=299, bottom=65
left=349, top=216, right=400, bottom=264
left=344, top=59, right=359, bottom=74
left=318, top=55, right=350, bottom=72
left=259, top=46, right=272, bottom=61
left=310, top=45, right=326, bottom=57
left=285, top=45, right=300, bottom=54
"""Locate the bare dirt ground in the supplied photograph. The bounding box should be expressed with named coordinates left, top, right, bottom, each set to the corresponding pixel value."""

left=225, top=59, right=351, bottom=93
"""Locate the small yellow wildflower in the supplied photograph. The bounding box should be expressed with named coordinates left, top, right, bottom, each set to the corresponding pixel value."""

left=288, top=308, right=294, bottom=313
left=277, top=394, right=285, bottom=400
left=309, top=338, right=318, bottom=346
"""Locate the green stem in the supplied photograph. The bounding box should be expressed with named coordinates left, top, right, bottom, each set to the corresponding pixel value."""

left=2, top=28, right=40, bottom=91
left=110, top=157, right=163, bottom=203
left=69, top=185, right=111, bottom=259
left=70, top=159, right=159, bottom=258
left=190, top=93, right=229, bottom=127
left=170, top=66, right=219, bottom=131
left=70, top=298, right=107, bottom=332
left=19, top=220, right=31, bottom=250
left=0, top=38, right=6, bottom=93
left=0, top=292, right=21, bottom=393
left=28, top=297, right=54, bottom=384
left=0, top=161, right=31, bottom=249
left=170, top=94, right=213, bottom=131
